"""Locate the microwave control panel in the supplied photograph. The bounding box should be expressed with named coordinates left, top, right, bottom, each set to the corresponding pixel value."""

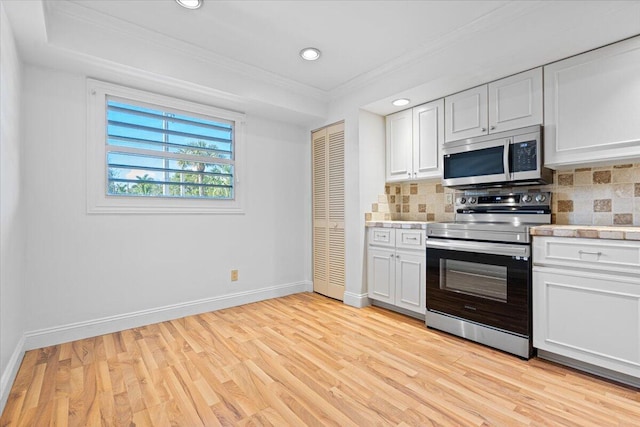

left=511, top=140, right=538, bottom=172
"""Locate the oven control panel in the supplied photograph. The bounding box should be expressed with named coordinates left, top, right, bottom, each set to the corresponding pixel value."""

left=456, top=192, right=550, bottom=208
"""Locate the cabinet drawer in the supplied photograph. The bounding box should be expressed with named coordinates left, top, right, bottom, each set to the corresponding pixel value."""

left=368, top=228, right=395, bottom=247
left=396, top=229, right=425, bottom=250
left=533, top=237, right=640, bottom=274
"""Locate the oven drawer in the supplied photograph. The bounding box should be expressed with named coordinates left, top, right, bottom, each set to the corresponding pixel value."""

left=396, top=229, right=425, bottom=250
left=368, top=228, right=395, bottom=247
left=533, top=237, right=640, bottom=275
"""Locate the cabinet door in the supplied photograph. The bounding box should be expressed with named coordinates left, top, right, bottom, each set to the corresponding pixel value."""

left=312, top=129, right=329, bottom=297
left=533, top=267, right=640, bottom=378
left=367, top=247, right=395, bottom=305
left=327, top=122, right=345, bottom=300
left=488, top=68, right=542, bottom=133
left=385, top=109, right=413, bottom=182
left=412, top=99, right=444, bottom=179
left=444, top=85, right=488, bottom=143
left=313, top=122, right=345, bottom=301
left=544, top=36, right=640, bottom=168
left=394, top=250, right=425, bottom=314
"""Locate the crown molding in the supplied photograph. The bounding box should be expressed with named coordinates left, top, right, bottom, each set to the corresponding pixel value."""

left=329, top=1, right=636, bottom=103
left=328, top=1, right=528, bottom=101
left=42, top=0, right=330, bottom=104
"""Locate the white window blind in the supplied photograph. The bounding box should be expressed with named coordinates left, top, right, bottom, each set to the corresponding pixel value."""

left=86, top=79, right=245, bottom=214
left=106, top=98, right=235, bottom=199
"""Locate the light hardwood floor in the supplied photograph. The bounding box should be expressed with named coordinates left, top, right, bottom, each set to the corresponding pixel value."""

left=2, top=292, right=640, bottom=426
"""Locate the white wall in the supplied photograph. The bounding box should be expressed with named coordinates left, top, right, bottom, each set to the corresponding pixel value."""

left=343, top=109, right=386, bottom=306
left=320, top=103, right=386, bottom=308
left=0, top=2, right=26, bottom=408
left=21, top=65, right=311, bottom=347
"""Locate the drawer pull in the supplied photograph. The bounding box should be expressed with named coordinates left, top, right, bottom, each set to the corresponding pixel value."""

left=578, top=250, right=602, bottom=256
left=405, top=237, right=419, bottom=241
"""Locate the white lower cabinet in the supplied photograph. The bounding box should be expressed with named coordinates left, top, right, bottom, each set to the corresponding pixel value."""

left=368, top=246, right=395, bottom=305
left=533, top=237, right=640, bottom=384
left=367, top=228, right=425, bottom=315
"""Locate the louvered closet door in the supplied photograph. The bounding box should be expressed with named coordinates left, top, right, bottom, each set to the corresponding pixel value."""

left=326, top=122, right=345, bottom=300
left=312, top=122, right=345, bottom=301
left=312, top=129, right=329, bottom=296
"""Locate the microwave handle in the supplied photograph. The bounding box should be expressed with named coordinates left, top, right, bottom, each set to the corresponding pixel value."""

left=503, top=138, right=511, bottom=181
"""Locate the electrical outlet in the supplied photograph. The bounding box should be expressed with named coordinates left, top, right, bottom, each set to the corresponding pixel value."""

left=230, top=269, right=238, bottom=281
left=446, top=193, right=453, bottom=204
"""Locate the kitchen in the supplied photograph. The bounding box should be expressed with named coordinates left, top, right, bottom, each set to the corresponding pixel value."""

left=2, top=1, right=640, bottom=425
left=366, top=51, right=640, bottom=378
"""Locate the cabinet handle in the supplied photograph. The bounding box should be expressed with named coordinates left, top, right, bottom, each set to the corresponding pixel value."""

left=406, top=237, right=419, bottom=241
left=578, top=250, right=602, bottom=256
left=481, top=127, right=487, bottom=132
left=490, top=126, right=496, bottom=131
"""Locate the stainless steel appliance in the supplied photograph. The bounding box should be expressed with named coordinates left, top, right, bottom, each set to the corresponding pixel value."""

left=425, top=191, right=551, bottom=359
left=442, top=125, right=552, bottom=188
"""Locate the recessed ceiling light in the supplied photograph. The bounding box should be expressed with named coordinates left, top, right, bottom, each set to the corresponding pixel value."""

left=176, top=0, right=202, bottom=10
left=392, top=98, right=410, bottom=107
left=300, top=47, right=321, bottom=61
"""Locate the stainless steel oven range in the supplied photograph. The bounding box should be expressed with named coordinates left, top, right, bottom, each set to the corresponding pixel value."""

left=426, top=191, right=551, bottom=359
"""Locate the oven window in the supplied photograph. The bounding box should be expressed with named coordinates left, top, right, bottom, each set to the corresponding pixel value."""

left=439, top=259, right=507, bottom=302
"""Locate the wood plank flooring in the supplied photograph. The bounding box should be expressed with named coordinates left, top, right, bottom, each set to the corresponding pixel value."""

left=2, top=292, right=640, bottom=426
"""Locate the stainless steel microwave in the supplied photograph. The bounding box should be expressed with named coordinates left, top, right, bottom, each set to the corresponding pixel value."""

left=442, top=125, right=552, bottom=188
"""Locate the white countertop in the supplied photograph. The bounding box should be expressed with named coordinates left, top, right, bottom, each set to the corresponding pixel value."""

left=530, top=225, right=640, bottom=241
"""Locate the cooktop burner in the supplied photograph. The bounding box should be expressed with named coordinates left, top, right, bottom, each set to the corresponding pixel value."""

left=429, top=191, right=552, bottom=243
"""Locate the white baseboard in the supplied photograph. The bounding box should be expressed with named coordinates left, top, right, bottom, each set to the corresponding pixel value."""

left=371, top=300, right=425, bottom=321
left=537, top=349, right=640, bottom=388
left=0, top=334, right=25, bottom=414
left=343, top=291, right=370, bottom=308
left=24, top=281, right=312, bottom=351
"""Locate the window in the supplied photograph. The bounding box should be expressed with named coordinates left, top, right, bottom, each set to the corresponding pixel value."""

left=87, top=79, right=245, bottom=214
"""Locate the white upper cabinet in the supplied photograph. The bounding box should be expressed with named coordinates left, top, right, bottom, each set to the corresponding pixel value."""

left=385, top=109, right=413, bottom=182
left=544, top=36, right=640, bottom=168
left=488, top=68, right=542, bottom=133
left=445, top=68, right=542, bottom=143
left=444, top=85, right=488, bottom=142
left=386, top=99, right=443, bottom=182
left=412, top=99, right=444, bottom=180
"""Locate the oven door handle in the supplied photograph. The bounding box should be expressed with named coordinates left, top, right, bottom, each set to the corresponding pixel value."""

left=426, top=238, right=530, bottom=257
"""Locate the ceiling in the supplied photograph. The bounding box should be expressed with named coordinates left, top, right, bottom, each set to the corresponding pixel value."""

left=4, top=1, right=640, bottom=122
left=58, top=0, right=512, bottom=92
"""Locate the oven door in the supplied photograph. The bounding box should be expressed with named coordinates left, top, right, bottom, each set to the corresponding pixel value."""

left=426, top=238, right=531, bottom=336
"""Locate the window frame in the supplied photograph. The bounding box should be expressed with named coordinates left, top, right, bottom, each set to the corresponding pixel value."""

left=87, top=79, right=245, bottom=214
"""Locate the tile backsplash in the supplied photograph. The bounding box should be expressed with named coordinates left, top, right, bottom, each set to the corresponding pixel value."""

left=366, top=181, right=456, bottom=222
left=366, top=163, right=640, bottom=226
left=549, top=164, right=640, bottom=226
